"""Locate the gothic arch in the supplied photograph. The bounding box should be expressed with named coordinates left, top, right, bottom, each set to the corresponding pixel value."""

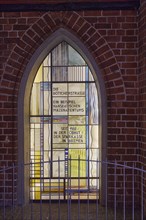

left=17, top=28, right=107, bottom=203
left=1, top=11, right=126, bottom=204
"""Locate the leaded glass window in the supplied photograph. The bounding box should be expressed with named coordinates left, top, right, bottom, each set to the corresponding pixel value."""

left=30, top=42, right=99, bottom=200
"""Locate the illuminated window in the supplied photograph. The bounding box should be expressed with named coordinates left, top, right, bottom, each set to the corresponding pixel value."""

left=30, top=41, right=99, bottom=200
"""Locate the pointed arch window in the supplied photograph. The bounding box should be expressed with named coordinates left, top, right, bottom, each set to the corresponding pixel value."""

left=30, top=41, right=99, bottom=200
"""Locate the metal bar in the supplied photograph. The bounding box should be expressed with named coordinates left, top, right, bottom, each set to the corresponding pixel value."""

left=40, top=169, right=42, bottom=220
left=67, top=156, right=70, bottom=220
left=78, top=156, right=80, bottom=220
left=21, top=163, right=24, bottom=220
left=30, top=163, right=34, bottom=220
left=114, top=160, right=117, bottom=220
left=49, top=159, right=52, bottom=220
left=87, top=174, right=89, bottom=220
left=105, top=159, right=108, bottom=220
left=58, top=157, right=61, bottom=220
left=3, top=166, right=5, bottom=220
left=132, top=162, right=135, bottom=220
left=141, top=166, right=144, bottom=220
left=123, top=162, right=126, bottom=220
left=12, top=163, right=15, bottom=220
left=96, top=159, right=98, bottom=219
left=69, top=156, right=72, bottom=220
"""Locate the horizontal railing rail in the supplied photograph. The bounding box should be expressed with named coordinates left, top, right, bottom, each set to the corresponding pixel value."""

left=0, top=159, right=145, bottom=220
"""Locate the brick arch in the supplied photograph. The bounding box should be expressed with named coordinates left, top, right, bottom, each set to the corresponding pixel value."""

left=2, top=11, right=125, bottom=101
left=0, top=11, right=127, bottom=168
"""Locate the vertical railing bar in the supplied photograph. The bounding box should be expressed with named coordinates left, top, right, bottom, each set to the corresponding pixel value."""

left=132, top=162, right=135, bottom=220
left=21, top=163, right=24, bottom=220
left=141, top=166, right=144, bottom=220
left=67, top=155, right=70, bottom=220
left=40, top=162, right=42, bottom=220
left=96, top=159, right=98, bottom=220
left=58, top=157, right=61, bottom=220
left=69, top=156, right=72, bottom=220
left=3, top=166, right=5, bottom=220
left=114, top=160, right=117, bottom=220
left=123, top=161, right=126, bottom=220
left=87, top=167, right=89, bottom=220
left=12, top=163, right=15, bottom=220
left=67, top=159, right=69, bottom=220
left=105, top=159, right=108, bottom=220
left=30, top=161, right=34, bottom=220
left=78, top=156, right=80, bottom=220
left=86, top=156, right=89, bottom=220
left=49, top=159, right=52, bottom=220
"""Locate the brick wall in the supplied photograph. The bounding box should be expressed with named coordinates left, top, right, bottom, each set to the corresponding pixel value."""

left=139, top=0, right=146, bottom=168
left=0, top=6, right=140, bottom=204
left=139, top=0, right=146, bottom=211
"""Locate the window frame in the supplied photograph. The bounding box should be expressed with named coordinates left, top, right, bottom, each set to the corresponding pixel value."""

left=18, top=28, right=107, bottom=204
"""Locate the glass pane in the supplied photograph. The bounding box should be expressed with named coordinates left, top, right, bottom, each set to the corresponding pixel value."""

left=68, top=45, right=85, bottom=66
left=43, top=67, right=51, bottom=82
left=68, top=66, right=86, bottom=81
left=53, top=124, right=68, bottom=144
left=44, top=85, right=51, bottom=115
left=30, top=117, right=40, bottom=124
left=89, top=69, right=94, bottom=81
left=30, top=83, right=40, bottom=115
left=52, top=83, right=67, bottom=96
left=89, top=83, right=99, bottom=124
left=53, top=144, right=68, bottom=149
left=43, top=151, right=50, bottom=177
left=53, top=116, right=68, bottom=124
left=69, top=83, right=85, bottom=96
left=89, top=125, right=99, bottom=148
left=34, top=65, right=42, bottom=83
left=43, top=54, right=51, bottom=66
left=68, top=149, right=86, bottom=177
left=52, top=67, right=68, bottom=81
left=52, top=150, right=65, bottom=177
left=89, top=148, right=99, bottom=188
left=34, top=127, right=40, bottom=151
left=69, top=96, right=85, bottom=115
left=69, top=116, right=86, bottom=125
left=30, top=41, right=99, bottom=200
left=53, top=97, right=68, bottom=115
left=52, top=42, right=68, bottom=66
left=44, top=124, right=51, bottom=151
left=69, top=126, right=85, bottom=144
left=69, top=144, right=85, bottom=149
